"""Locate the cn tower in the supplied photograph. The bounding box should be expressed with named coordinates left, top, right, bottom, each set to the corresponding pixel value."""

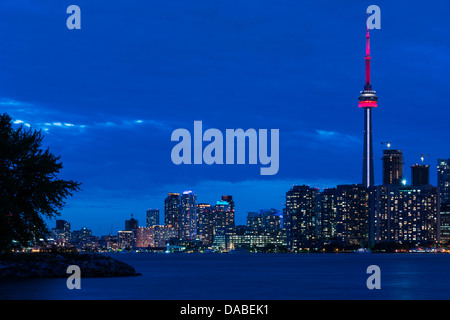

left=358, top=25, right=378, bottom=188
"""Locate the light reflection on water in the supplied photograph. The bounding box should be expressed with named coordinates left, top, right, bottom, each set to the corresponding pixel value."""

left=1, top=253, right=449, bottom=300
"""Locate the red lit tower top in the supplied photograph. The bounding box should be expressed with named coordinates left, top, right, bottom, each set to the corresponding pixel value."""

left=358, top=27, right=378, bottom=108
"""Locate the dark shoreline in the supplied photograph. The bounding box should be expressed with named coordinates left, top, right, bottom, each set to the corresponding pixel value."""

left=0, top=252, right=141, bottom=279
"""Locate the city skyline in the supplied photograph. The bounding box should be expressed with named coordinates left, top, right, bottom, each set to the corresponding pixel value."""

left=49, top=171, right=444, bottom=253
left=0, top=1, right=449, bottom=235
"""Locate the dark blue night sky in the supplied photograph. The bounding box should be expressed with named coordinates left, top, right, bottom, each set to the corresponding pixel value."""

left=0, top=0, right=448, bottom=234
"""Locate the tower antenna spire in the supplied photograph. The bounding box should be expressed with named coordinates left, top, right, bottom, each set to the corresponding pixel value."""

left=365, top=22, right=372, bottom=90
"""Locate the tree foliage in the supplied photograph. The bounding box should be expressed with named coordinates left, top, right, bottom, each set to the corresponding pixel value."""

left=0, top=113, right=81, bottom=253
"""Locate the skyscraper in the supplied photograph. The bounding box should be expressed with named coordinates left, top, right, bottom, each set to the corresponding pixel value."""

left=319, top=188, right=337, bottom=241
left=212, top=200, right=231, bottom=250
left=284, top=185, right=319, bottom=251
left=372, top=185, right=440, bottom=244
left=52, top=220, right=71, bottom=245
left=247, top=212, right=263, bottom=229
left=438, top=159, right=450, bottom=205
left=118, top=230, right=134, bottom=250
left=213, top=200, right=231, bottom=237
left=382, top=149, right=404, bottom=186
left=146, top=209, right=160, bottom=227
left=440, top=203, right=450, bottom=244
left=125, top=214, right=138, bottom=231
left=55, top=219, right=71, bottom=232
left=153, top=225, right=178, bottom=248
left=135, top=227, right=154, bottom=248
left=319, top=185, right=369, bottom=246
left=221, top=195, right=235, bottom=228
left=71, top=226, right=92, bottom=243
left=164, top=193, right=180, bottom=236
left=180, top=190, right=197, bottom=240
left=358, top=26, right=378, bottom=188
left=197, top=203, right=213, bottom=246
left=411, top=164, right=430, bottom=186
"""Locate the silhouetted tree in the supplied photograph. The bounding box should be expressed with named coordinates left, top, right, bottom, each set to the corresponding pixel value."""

left=0, top=113, right=81, bottom=253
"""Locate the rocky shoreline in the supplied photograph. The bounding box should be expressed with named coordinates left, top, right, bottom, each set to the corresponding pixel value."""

left=0, top=253, right=141, bottom=278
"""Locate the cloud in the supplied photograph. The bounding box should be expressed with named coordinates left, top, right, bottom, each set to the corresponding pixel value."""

left=93, top=119, right=166, bottom=131
left=316, top=129, right=336, bottom=137
left=37, top=122, right=87, bottom=133
left=315, top=129, right=359, bottom=144
left=12, top=119, right=31, bottom=127
left=283, top=128, right=359, bottom=149
left=0, top=98, right=30, bottom=107
left=2, top=96, right=169, bottom=134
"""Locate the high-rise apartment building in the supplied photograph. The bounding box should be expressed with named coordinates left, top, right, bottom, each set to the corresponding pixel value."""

left=135, top=227, right=154, bottom=248
left=125, top=214, right=138, bottom=231
left=146, top=209, right=160, bottom=227
left=438, top=159, right=450, bottom=205
left=180, top=190, right=197, bottom=240
left=382, top=149, right=404, bottom=186
left=52, top=219, right=71, bottom=245
left=411, top=164, right=430, bottom=186
left=284, top=185, right=319, bottom=251
left=213, top=200, right=231, bottom=237
left=71, top=226, right=92, bottom=243
left=135, top=225, right=178, bottom=248
left=440, top=203, right=450, bottom=244
left=320, top=185, right=370, bottom=246
left=372, top=185, right=440, bottom=244
left=153, top=225, right=178, bottom=247
left=118, top=230, right=134, bottom=250
left=221, top=195, right=235, bottom=228
left=165, top=193, right=180, bottom=236
left=197, top=203, right=213, bottom=246
left=319, top=188, right=337, bottom=241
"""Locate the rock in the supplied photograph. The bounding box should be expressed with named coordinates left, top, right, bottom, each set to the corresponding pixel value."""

left=0, top=253, right=140, bottom=279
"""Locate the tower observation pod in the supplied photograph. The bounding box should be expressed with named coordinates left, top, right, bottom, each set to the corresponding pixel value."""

left=358, top=26, right=378, bottom=188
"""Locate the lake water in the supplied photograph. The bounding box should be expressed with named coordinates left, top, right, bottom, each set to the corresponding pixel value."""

left=1, top=253, right=449, bottom=300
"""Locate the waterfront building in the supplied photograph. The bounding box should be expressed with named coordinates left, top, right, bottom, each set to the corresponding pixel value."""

left=52, top=220, right=71, bottom=246
left=197, top=203, right=213, bottom=246
left=118, top=230, right=134, bottom=250
left=221, top=195, right=235, bottom=228
left=154, top=225, right=178, bottom=248
left=146, top=209, right=160, bottom=227
left=320, top=185, right=370, bottom=246
left=212, top=200, right=231, bottom=249
left=180, top=191, right=197, bottom=240
left=98, top=235, right=118, bottom=251
left=165, top=193, right=181, bottom=236
left=226, top=225, right=286, bottom=251
left=382, top=149, right=404, bottom=186
left=135, top=227, right=154, bottom=248
left=247, top=209, right=282, bottom=230
left=440, top=204, right=450, bottom=244
left=284, top=185, right=319, bottom=251
left=411, top=164, right=430, bottom=186
left=372, top=185, right=440, bottom=244
left=438, top=159, right=450, bottom=205
left=125, top=214, right=138, bottom=231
